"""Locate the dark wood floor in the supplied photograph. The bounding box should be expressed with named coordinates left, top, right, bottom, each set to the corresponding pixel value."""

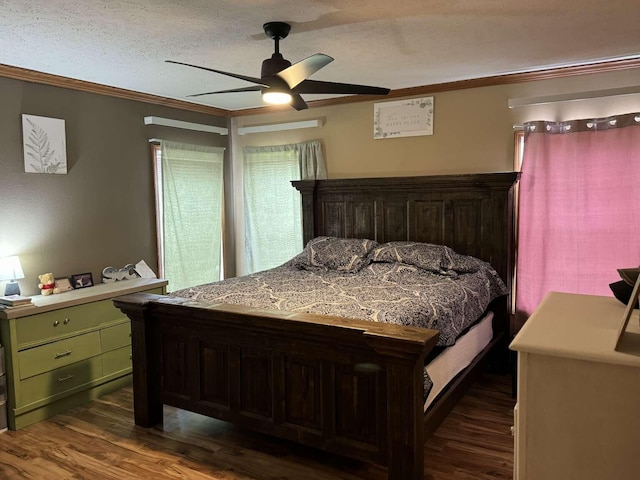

left=0, top=373, right=515, bottom=480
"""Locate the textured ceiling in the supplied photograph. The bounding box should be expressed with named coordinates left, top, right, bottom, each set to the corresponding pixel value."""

left=2, top=0, right=639, bottom=111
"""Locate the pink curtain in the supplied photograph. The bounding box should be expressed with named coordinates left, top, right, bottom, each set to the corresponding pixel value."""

left=516, top=113, right=640, bottom=320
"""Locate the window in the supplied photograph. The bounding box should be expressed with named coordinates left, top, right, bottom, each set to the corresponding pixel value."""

left=514, top=129, right=524, bottom=171
left=243, top=147, right=302, bottom=273
left=241, top=140, right=326, bottom=274
left=511, top=129, right=524, bottom=315
left=153, top=141, right=225, bottom=292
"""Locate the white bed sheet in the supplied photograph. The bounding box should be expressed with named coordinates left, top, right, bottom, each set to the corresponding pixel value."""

left=423, top=311, right=494, bottom=411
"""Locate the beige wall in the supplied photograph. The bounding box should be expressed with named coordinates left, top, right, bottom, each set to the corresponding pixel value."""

left=0, top=76, right=228, bottom=295
left=234, top=68, right=640, bottom=178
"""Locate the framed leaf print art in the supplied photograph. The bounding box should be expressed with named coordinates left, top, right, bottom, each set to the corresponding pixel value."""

left=22, top=114, right=68, bottom=174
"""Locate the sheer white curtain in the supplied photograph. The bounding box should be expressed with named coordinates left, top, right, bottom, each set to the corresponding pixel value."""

left=159, top=141, right=225, bottom=291
left=243, top=140, right=326, bottom=273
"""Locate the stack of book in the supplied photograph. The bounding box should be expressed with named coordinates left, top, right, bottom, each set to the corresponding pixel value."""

left=0, top=294, right=34, bottom=311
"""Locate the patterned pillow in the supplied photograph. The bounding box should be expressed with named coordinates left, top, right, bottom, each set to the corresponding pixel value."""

left=294, top=236, right=379, bottom=273
left=441, top=249, right=484, bottom=273
left=368, top=241, right=449, bottom=273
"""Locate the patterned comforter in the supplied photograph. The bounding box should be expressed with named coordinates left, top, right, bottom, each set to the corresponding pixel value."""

left=170, top=238, right=507, bottom=348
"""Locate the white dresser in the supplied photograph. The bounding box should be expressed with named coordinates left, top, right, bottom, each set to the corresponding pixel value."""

left=510, top=291, right=640, bottom=480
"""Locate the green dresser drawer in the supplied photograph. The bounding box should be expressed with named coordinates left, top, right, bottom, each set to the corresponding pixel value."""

left=18, top=356, right=103, bottom=408
left=102, top=345, right=132, bottom=377
left=16, top=300, right=126, bottom=347
left=0, top=279, right=167, bottom=429
left=18, top=331, right=101, bottom=379
left=101, top=322, right=131, bottom=352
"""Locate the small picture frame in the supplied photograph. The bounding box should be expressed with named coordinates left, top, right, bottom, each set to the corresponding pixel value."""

left=71, top=272, right=94, bottom=289
left=54, top=277, right=73, bottom=293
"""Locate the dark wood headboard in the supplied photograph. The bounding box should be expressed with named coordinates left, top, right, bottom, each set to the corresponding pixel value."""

left=292, top=172, right=519, bottom=289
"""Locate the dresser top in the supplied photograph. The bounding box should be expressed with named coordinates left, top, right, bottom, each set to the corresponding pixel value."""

left=510, top=291, right=640, bottom=367
left=0, top=278, right=167, bottom=320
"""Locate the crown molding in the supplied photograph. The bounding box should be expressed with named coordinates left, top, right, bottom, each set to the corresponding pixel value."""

left=2, top=56, right=639, bottom=118
left=0, top=63, right=231, bottom=117
left=232, top=56, right=640, bottom=116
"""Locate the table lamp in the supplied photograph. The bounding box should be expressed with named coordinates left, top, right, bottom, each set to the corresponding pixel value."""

left=0, top=255, right=25, bottom=296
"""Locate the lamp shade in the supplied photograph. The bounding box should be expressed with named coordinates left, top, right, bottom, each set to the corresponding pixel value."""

left=0, top=256, right=25, bottom=281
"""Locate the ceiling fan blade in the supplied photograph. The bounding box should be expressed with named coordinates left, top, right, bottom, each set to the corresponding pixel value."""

left=276, top=53, right=333, bottom=89
left=187, top=86, right=262, bottom=97
left=294, top=79, right=390, bottom=96
left=290, top=94, right=308, bottom=111
left=166, top=60, right=270, bottom=87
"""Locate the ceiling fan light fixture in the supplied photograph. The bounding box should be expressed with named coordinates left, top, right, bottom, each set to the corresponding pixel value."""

left=170, top=21, right=389, bottom=110
left=262, top=90, right=292, bottom=105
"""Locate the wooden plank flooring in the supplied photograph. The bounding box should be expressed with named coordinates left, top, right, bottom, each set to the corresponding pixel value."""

left=0, top=373, right=515, bottom=479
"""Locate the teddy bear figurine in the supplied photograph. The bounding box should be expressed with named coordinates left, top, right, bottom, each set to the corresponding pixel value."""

left=38, top=272, right=59, bottom=296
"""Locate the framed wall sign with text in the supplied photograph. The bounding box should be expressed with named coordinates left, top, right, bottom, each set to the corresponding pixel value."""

left=374, top=97, right=434, bottom=139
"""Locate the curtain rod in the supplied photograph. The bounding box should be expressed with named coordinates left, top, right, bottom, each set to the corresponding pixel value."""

left=143, top=116, right=228, bottom=135
left=508, top=85, right=640, bottom=108
left=237, top=119, right=323, bottom=135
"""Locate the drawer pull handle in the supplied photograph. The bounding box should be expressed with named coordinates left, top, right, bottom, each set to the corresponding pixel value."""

left=58, top=374, right=74, bottom=382
left=63, top=318, right=70, bottom=325
left=53, top=320, right=60, bottom=327
left=54, top=350, right=73, bottom=359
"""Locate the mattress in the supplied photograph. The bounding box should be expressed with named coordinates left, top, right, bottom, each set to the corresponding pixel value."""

left=423, top=311, right=494, bottom=411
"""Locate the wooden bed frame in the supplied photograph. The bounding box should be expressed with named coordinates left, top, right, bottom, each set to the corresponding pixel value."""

left=113, top=172, right=518, bottom=480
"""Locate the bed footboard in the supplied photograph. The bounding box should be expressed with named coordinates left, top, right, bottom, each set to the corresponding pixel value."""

left=114, top=293, right=439, bottom=480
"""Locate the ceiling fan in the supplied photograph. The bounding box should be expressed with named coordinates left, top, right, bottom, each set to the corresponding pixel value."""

left=166, top=21, right=390, bottom=110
